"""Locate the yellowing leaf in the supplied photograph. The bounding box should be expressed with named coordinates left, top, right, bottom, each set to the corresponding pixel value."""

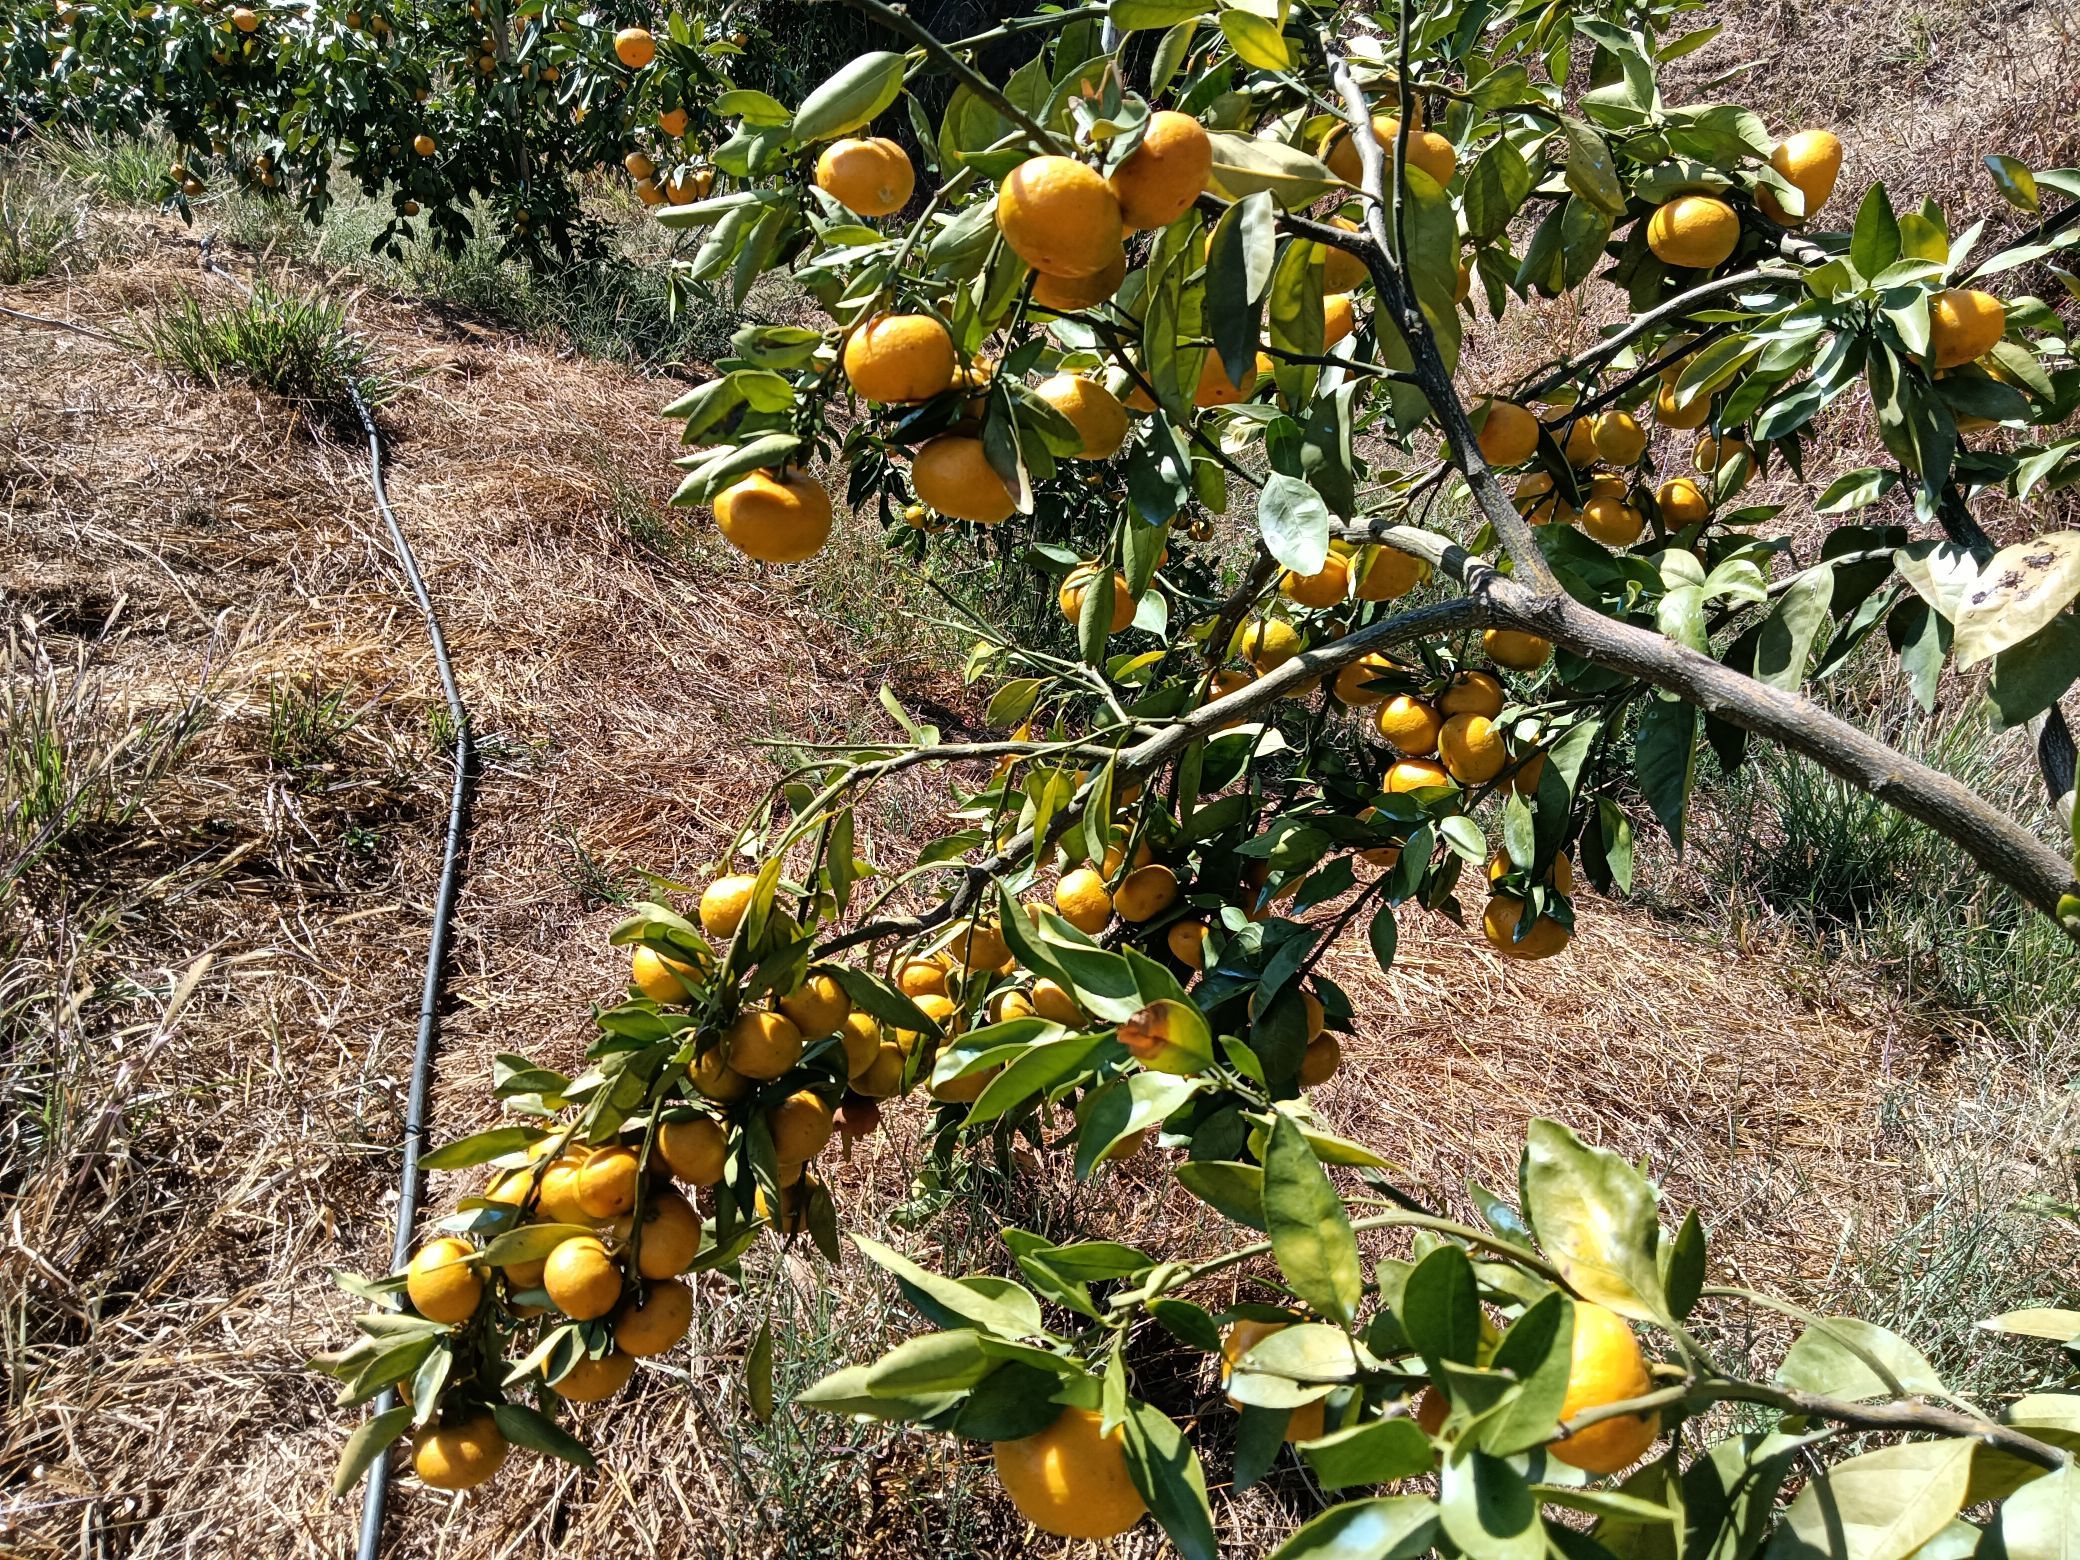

left=1520, top=1119, right=1666, bottom=1321
left=1952, top=532, right=2080, bottom=668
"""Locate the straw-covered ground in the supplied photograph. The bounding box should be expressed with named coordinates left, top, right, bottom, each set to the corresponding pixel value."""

left=4, top=1, right=2080, bottom=1555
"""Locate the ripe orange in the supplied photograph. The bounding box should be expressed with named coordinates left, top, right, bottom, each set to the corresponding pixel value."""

left=1282, top=552, right=1350, bottom=609
left=544, top=1235, right=622, bottom=1319
left=1590, top=410, right=1646, bottom=465
left=1385, top=756, right=1452, bottom=792
left=1334, top=652, right=1400, bottom=707
left=1109, top=110, right=1211, bottom=230
left=1353, top=546, right=1425, bottom=600
left=1757, top=129, right=1842, bottom=226
left=657, top=1115, right=727, bottom=1184
left=1482, top=895, right=1570, bottom=960
left=699, top=873, right=758, bottom=938
left=1317, top=218, right=1369, bottom=291
left=1322, top=292, right=1357, bottom=348
left=726, top=1009, right=804, bottom=1079
left=412, top=133, right=436, bottom=157
left=843, top=313, right=955, bottom=404
left=1552, top=1304, right=1659, bottom=1472
left=1475, top=399, right=1539, bottom=467
left=1032, top=250, right=1127, bottom=312
left=1375, top=694, right=1442, bottom=754
left=837, top=1011, right=882, bottom=1077
left=634, top=1191, right=701, bottom=1278
left=407, top=1237, right=481, bottom=1324
left=612, top=25, right=654, bottom=68
left=1030, top=978, right=1080, bottom=1024
left=997, top=156, right=1124, bottom=279
left=896, top=956, right=949, bottom=998
left=576, top=1145, right=640, bottom=1218
left=948, top=919, right=1010, bottom=971
left=690, top=1048, right=750, bottom=1103
left=631, top=945, right=699, bottom=1004
left=1166, top=919, right=1209, bottom=970
left=777, top=971, right=851, bottom=1039
left=1055, top=866, right=1114, bottom=933
left=231, top=5, right=258, bottom=29
left=767, top=1089, right=835, bottom=1162
left=1034, top=374, right=1129, bottom=460
left=413, top=1411, right=507, bottom=1490
left=1438, top=712, right=1507, bottom=784
left=623, top=150, right=654, bottom=180
left=1580, top=497, right=1645, bottom=548
left=1327, top=115, right=1456, bottom=188
left=1646, top=195, right=1739, bottom=269
left=1195, top=349, right=1266, bottom=407
left=713, top=470, right=833, bottom=564
left=658, top=107, right=689, bottom=137
left=1115, top=863, right=1180, bottom=922
left=665, top=168, right=714, bottom=203
left=1439, top=669, right=1505, bottom=718
left=613, top=1278, right=692, bottom=1356
left=548, top=1349, right=636, bottom=1403
left=1242, top=618, right=1302, bottom=672
left=1488, top=849, right=1574, bottom=894
left=912, top=436, right=1017, bottom=524
left=1929, top=288, right=2006, bottom=368
left=1514, top=471, right=1574, bottom=526
left=992, top=1406, right=1147, bottom=1539
left=1483, top=628, right=1552, bottom=671
left=815, top=136, right=914, bottom=217
left=1300, top=1033, right=1342, bottom=1087
left=535, top=1156, right=591, bottom=1223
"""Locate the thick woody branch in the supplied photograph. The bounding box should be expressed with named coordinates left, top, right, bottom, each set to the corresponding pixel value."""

left=1333, top=520, right=2080, bottom=938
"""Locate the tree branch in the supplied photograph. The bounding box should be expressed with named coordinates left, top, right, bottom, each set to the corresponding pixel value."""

left=1329, top=520, right=2080, bottom=939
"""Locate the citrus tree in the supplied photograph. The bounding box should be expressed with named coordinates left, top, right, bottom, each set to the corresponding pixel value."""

left=308, top=0, right=2080, bottom=1548
left=1, top=0, right=751, bottom=257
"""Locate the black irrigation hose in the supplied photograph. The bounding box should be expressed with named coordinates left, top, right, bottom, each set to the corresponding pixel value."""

left=196, top=240, right=473, bottom=1560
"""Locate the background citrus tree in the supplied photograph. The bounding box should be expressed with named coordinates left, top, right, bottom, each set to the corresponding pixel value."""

left=259, top=0, right=2080, bottom=1548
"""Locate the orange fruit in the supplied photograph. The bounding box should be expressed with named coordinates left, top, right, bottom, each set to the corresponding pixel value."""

left=658, top=107, right=689, bottom=137
left=1757, top=129, right=1842, bottom=226
left=413, top=1411, right=507, bottom=1490
left=1334, top=652, right=1400, bottom=707
left=896, top=956, right=949, bottom=998
left=631, top=945, right=700, bottom=1004
left=544, top=1235, right=622, bottom=1319
left=1108, top=110, right=1211, bottom=230
left=767, top=1089, right=835, bottom=1162
left=1590, top=410, right=1646, bottom=465
left=690, top=1049, right=750, bottom=1103
left=1482, top=895, right=1571, bottom=960
left=1221, top=1320, right=1327, bottom=1440
left=1055, top=866, right=1114, bottom=934
left=1475, top=399, right=1539, bottom=467
left=657, top=1116, right=727, bottom=1185
left=992, top=1406, right=1147, bottom=1539
left=1195, top=349, right=1267, bottom=407
left=1552, top=1304, right=1659, bottom=1472
left=1929, top=288, right=2006, bottom=369
left=412, top=133, right=436, bottom=157
left=815, top=136, right=914, bottom=217
left=912, top=436, right=1017, bottom=524
left=576, top=1145, right=640, bottom=1218
left=997, top=156, right=1124, bottom=279
left=777, top=972, right=851, bottom=1039
left=1327, top=115, right=1456, bottom=187
left=1646, top=195, right=1738, bottom=269
left=1438, top=712, right=1507, bottom=785
left=948, top=919, right=1009, bottom=970
left=1375, top=693, right=1442, bottom=754
left=1323, top=292, right=1356, bottom=348
left=726, top=1009, right=804, bottom=1080
left=1282, top=553, right=1350, bottom=608
left=624, top=151, right=655, bottom=180
left=1035, top=374, right=1129, bottom=460
left=547, top=1349, right=636, bottom=1403
left=1241, top=618, right=1302, bottom=672
left=1580, top=497, right=1645, bottom=548
left=612, top=25, right=654, bottom=67
left=1514, top=471, right=1574, bottom=526
left=1488, top=849, right=1574, bottom=894
left=1483, top=628, right=1552, bottom=671
left=1115, top=863, right=1180, bottom=922
left=837, top=1011, right=882, bottom=1077
left=1385, top=757, right=1452, bottom=793
left=634, top=1192, right=701, bottom=1278
left=1439, top=669, right=1504, bottom=718
left=406, top=1237, right=481, bottom=1324
left=699, top=873, right=757, bottom=938
left=843, top=313, right=955, bottom=404
left=1032, top=249, right=1127, bottom=312
left=713, top=470, right=833, bottom=564
left=1166, top=919, right=1209, bottom=970
left=613, top=1278, right=692, bottom=1356
left=1300, top=1033, right=1342, bottom=1087
left=1317, top=218, right=1369, bottom=291
left=1353, top=545, right=1425, bottom=600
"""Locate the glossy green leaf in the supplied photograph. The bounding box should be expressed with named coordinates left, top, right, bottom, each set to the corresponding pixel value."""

left=792, top=52, right=906, bottom=143
left=1264, top=1111, right=1363, bottom=1325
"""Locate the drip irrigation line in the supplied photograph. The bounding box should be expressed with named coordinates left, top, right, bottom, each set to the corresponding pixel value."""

left=197, top=239, right=473, bottom=1560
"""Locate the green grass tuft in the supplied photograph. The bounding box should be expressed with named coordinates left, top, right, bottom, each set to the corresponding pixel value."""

left=129, top=283, right=392, bottom=429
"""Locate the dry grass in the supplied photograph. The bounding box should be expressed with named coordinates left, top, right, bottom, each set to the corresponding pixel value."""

left=4, top=4, right=2079, bottom=1551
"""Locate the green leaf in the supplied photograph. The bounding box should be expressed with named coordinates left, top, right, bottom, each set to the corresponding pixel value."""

left=1661, top=1209, right=1706, bottom=1320
left=1764, top=1439, right=1974, bottom=1560
left=1685, top=1432, right=1818, bottom=1560
left=1817, top=467, right=1899, bottom=513
left=1440, top=1449, right=1545, bottom=1560
left=1562, top=118, right=1625, bottom=214
left=1851, top=182, right=1902, bottom=278
left=420, top=1125, right=544, bottom=1170
left=1465, top=139, right=1534, bottom=241
left=1301, top=1418, right=1435, bottom=1489
left=1478, top=1292, right=1575, bottom=1456
left=1218, top=9, right=1290, bottom=69
left=492, top=1401, right=597, bottom=1468
left=329, top=1404, right=411, bottom=1495
left=1174, top=1159, right=1268, bottom=1230
left=1980, top=1308, right=2080, bottom=1342
left=1121, top=1399, right=1218, bottom=1560
left=1109, top=0, right=1210, bottom=27
left=1258, top=473, right=1333, bottom=576
left=967, top=1032, right=1115, bottom=1126
left=1521, top=1119, right=1666, bottom=1321
left=1367, top=901, right=1398, bottom=972
left=1264, top=1111, right=1363, bottom=1325
left=1951, top=533, right=2080, bottom=668
left=1268, top=1495, right=1439, bottom=1560
left=1207, top=192, right=1276, bottom=387
left=953, top=1362, right=1069, bottom=1440
left=747, top=1318, right=775, bottom=1420
left=1635, top=698, right=1698, bottom=854
left=1206, top=132, right=1342, bottom=208
left=849, top=1233, right=1040, bottom=1340
left=1754, top=568, right=1835, bottom=690
left=794, top=1363, right=961, bottom=1423
left=1989, top=1462, right=2080, bottom=1559
left=1778, top=1316, right=1945, bottom=1401
left=1986, top=155, right=2042, bottom=212
left=1987, top=616, right=2080, bottom=730
left=865, top=1329, right=996, bottom=1396
left=792, top=52, right=906, bottom=143
left=1401, top=1244, right=1483, bottom=1378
